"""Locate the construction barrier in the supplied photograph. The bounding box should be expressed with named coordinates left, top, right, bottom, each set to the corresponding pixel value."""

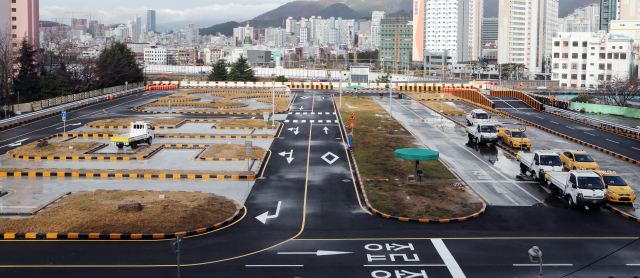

left=396, top=85, right=473, bottom=92
left=286, top=84, right=333, bottom=90
left=147, top=84, right=178, bottom=91
left=452, top=88, right=495, bottom=109
left=491, top=90, right=545, bottom=111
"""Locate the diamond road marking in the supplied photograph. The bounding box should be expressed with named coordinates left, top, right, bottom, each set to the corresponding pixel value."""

left=321, top=152, right=339, bottom=165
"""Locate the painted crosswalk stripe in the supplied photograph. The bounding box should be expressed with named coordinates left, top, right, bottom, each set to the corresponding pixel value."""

left=310, top=112, right=315, bottom=115
left=285, top=120, right=290, bottom=123
left=310, top=120, right=315, bottom=123
left=303, top=112, right=308, bottom=115
left=302, top=120, right=307, bottom=123
left=318, top=120, right=323, bottom=123
left=293, top=120, right=298, bottom=123
left=288, top=112, right=292, bottom=114
left=432, top=239, right=466, bottom=278
left=334, top=120, right=338, bottom=123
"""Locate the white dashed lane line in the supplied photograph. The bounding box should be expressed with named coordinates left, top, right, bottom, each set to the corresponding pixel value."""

left=566, top=126, right=575, bottom=130
left=550, top=121, right=558, bottom=124
left=606, top=139, right=619, bottom=144
left=632, top=147, right=640, bottom=151
left=584, top=132, right=595, bottom=136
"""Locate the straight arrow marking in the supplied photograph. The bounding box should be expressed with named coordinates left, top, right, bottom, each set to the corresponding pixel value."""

left=323, top=127, right=328, bottom=134
left=278, top=250, right=353, bottom=256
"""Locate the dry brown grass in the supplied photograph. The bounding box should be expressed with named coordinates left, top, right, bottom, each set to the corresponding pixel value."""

left=64, top=131, right=120, bottom=135
left=0, top=191, right=237, bottom=233
left=408, top=93, right=459, bottom=100
left=421, top=101, right=465, bottom=114
left=0, top=168, right=255, bottom=176
left=13, top=142, right=102, bottom=157
left=156, top=133, right=253, bottom=137
left=217, top=119, right=276, bottom=128
left=88, top=118, right=184, bottom=127
left=200, top=144, right=265, bottom=159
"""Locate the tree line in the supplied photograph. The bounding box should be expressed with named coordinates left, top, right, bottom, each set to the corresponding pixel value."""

left=0, top=30, right=144, bottom=109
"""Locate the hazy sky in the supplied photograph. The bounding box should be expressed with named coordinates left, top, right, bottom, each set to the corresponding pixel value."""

left=40, top=0, right=284, bottom=27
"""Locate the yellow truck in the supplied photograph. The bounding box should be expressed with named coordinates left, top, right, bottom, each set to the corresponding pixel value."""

left=592, top=170, right=636, bottom=203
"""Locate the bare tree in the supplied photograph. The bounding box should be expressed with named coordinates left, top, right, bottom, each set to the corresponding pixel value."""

left=596, top=75, right=640, bottom=107
left=0, top=28, right=15, bottom=106
left=41, top=35, right=96, bottom=94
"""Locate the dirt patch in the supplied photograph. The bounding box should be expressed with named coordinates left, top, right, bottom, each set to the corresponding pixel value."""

left=217, top=119, right=278, bottom=128
left=0, top=168, right=255, bottom=176
left=339, top=96, right=482, bottom=219
left=421, top=101, right=465, bottom=114
left=200, top=144, right=265, bottom=159
left=12, top=142, right=103, bottom=157
left=407, top=93, right=459, bottom=100
left=88, top=118, right=185, bottom=127
left=156, top=133, right=255, bottom=137
left=0, top=191, right=237, bottom=233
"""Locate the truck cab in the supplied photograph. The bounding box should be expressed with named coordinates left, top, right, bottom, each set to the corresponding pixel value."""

left=559, top=150, right=599, bottom=171
left=592, top=170, right=636, bottom=203
left=517, top=150, right=564, bottom=180
left=545, top=170, right=607, bottom=208
left=466, top=122, right=499, bottom=144
left=502, top=129, right=531, bottom=149
left=466, top=109, right=491, bottom=126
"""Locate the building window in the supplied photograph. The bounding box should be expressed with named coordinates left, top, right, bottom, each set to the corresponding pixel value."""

left=607, top=63, right=612, bottom=70
left=562, top=63, right=568, bottom=69
left=607, top=75, right=612, bottom=80
left=571, top=84, right=577, bottom=88
left=612, top=46, right=615, bottom=49
left=552, top=73, right=559, bottom=79
left=571, top=74, right=577, bottom=80
left=621, top=53, right=627, bottom=59
left=607, top=53, right=612, bottom=59
left=553, top=63, right=559, bottom=69
left=619, top=46, right=623, bottom=49
left=563, top=41, right=569, bottom=47
left=581, top=74, right=586, bottom=80
left=11, top=25, right=16, bottom=29
left=582, top=53, right=587, bottom=59
left=582, top=41, right=587, bottom=47
left=572, top=53, right=578, bottom=58
left=598, top=74, right=604, bottom=80
left=614, top=53, right=619, bottom=59
left=591, top=47, right=595, bottom=50
left=581, top=64, right=587, bottom=70
left=600, top=47, right=605, bottom=50
left=562, top=73, right=568, bottom=79
left=561, top=83, right=567, bottom=87
left=572, top=41, right=578, bottom=47
left=571, top=63, right=578, bottom=69
left=554, top=41, right=560, bottom=46
left=554, top=53, right=559, bottom=58
left=591, top=53, right=595, bottom=56
left=11, top=34, right=16, bottom=38
left=562, top=53, right=568, bottom=58
left=599, top=53, right=606, bottom=59
left=12, top=8, right=16, bottom=12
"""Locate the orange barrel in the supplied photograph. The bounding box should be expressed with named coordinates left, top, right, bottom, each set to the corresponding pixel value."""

left=109, top=94, right=113, bottom=100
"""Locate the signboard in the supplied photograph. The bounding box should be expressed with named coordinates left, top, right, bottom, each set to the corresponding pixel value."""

left=245, top=141, right=253, bottom=157
left=263, top=112, right=270, bottom=122
left=61, top=110, right=66, bottom=122
left=440, top=93, right=444, bottom=99
left=349, top=113, right=356, bottom=121
left=348, top=121, right=356, bottom=128
left=519, top=82, right=524, bottom=87
left=2, top=105, right=7, bottom=111
left=519, top=125, right=527, bottom=132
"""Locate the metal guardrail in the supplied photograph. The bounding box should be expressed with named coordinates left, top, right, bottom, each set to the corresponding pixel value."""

left=545, top=106, right=640, bottom=136
left=0, top=87, right=145, bottom=129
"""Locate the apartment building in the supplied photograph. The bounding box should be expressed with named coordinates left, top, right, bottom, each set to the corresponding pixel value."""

left=378, top=18, right=413, bottom=65
left=5, top=0, right=39, bottom=47
left=144, top=46, right=167, bottom=65
left=550, top=32, right=633, bottom=88
left=482, top=18, right=498, bottom=45
left=498, top=0, right=539, bottom=71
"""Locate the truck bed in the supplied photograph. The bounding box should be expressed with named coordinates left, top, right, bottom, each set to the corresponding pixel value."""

left=110, top=134, right=145, bottom=143
left=545, top=171, right=570, bottom=187
left=516, top=152, right=534, bottom=167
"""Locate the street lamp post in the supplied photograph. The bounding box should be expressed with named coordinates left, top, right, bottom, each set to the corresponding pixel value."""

left=272, top=78, right=275, bottom=126
left=528, top=246, right=543, bottom=278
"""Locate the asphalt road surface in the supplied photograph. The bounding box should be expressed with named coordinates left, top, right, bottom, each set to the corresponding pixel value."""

left=1, top=90, right=639, bottom=278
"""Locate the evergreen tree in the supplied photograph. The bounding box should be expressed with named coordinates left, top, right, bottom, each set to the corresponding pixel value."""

left=274, top=75, right=288, bottom=82
left=207, top=59, right=228, bottom=81
left=227, top=55, right=255, bottom=82
left=94, top=42, right=144, bottom=89
left=13, top=39, right=40, bottom=103
left=40, top=73, right=71, bottom=99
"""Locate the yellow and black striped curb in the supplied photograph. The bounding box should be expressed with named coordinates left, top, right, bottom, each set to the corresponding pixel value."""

left=332, top=93, right=486, bottom=222
left=156, top=134, right=275, bottom=139
left=132, top=107, right=287, bottom=115
left=146, top=103, right=248, bottom=109
left=503, top=113, right=640, bottom=166
left=544, top=110, right=640, bottom=141
left=397, top=85, right=473, bottom=91
left=214, top=126, right=278, bottom=130
left=0, top=170, right=256, bottom=180
left=444, top=113, right=466, bottom=116
left=495, top=143, right=520, bottom=157
left=0, top=190, right=243, bottom=240
left=0, top=89, right=145, bottom=131
left=286, top=84, right=333, bottom=89
left=605, top=205, right=640, bottom=223
left=415, top=98, right=461, bottom=101
left=86, top=119, right=220, bottom=130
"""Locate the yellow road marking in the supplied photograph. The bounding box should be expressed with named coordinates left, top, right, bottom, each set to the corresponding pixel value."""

left=258, top=150, right=272, bottom=178
left=241, top=160, right=249, bottom=171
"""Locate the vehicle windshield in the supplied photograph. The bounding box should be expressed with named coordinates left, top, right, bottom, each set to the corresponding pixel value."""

left=480, top=126, right=497, bottom=133
left=476, top=113, right=489, bottom=119
left=494, top=124, right=505, bottom=128
left=603, top=175, right=627, bottom=186
left=577, top=177, right=606, bottom=189
left=511, top=132, right=525, bottom=138
left=540, top=155, right=563, bottom=166
left=574, top=154, right=594, bottom=162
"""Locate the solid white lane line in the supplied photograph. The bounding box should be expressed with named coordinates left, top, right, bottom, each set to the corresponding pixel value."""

left=606, top=139, right=619, bottom=144
left=513, top=264, right=573, bottom=266
left=632, top=147, right=640, bottom=151
left=626, top=264, right=640, bottom=266
left=245, top=265, right=303, bottom=267
left=566, top=126, right=575, bottom=130
left=364, top=265, right=446, bottom=267
left=584, top=132, right=595, bottom=136
left=432, top=239, right=467, bottom=278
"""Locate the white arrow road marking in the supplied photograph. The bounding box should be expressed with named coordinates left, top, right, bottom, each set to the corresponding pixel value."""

left=56, top=122, right=82, bottom=129
left=346, top=104, right=358, bottom=109
left=255, top=201, right=281, bottom=224
left=321, top=152, right=339, bottom=165
left=278, top=250, right=353, bottom=256
left=279, top=150, right=294, bottom=163
left=287, top=127, right=300, bottom=135
left=251, top=117, right=255, bottom=119
left=0, top=138, right=30, bottom=148
left=323, top=127, right=329, bottom=134
left=300, top=106, right=303, bottom=110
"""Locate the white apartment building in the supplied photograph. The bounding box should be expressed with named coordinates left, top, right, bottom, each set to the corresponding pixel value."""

left=203, top=48, right=224, bottom=65
left=498, top=0, right=539, bottom=71
left=559, top=4, right=599, bottom=33
left=550, top=32, right=633, bottom=88
left=537, top=0, right=559, bottom=72
left=300, top=27, right=309, bottom=44
left=185, top=24, right=199, bottom=45
left=413, top=0, right=479, bottom=63
left=371, top=11, right=386, bottom=50
left=144, top=47, right=167, bottom=65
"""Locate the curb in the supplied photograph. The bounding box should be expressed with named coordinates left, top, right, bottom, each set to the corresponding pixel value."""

left=0, top=189, right=244, bottom=240
left=334, top=94, right=486, bottom=223
left=605, top=204, right=640, bottom=223
left=86, top=119, right=220, bottom=130
left=156, top=135, right=274, bottom=139
left=0, top=170, right=256, bottom=180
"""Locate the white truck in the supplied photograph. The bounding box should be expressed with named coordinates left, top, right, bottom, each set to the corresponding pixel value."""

left=466, top=122, right=499, bottom=144
left=517, top=150, right=564, bottom=181
left=110, top=121, right=155, bottom=149
left=466, top=109, right=491, bottom=126
left=545, top=170, right=607, bottom=208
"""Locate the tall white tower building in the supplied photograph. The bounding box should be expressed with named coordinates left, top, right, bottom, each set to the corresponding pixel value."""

left=498, top=0, right=540, bottom=71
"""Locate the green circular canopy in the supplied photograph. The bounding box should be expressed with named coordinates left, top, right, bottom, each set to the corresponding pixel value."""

left=346, top=85, right=365, bottom=89
left=394, top=148, right=439, bottom=161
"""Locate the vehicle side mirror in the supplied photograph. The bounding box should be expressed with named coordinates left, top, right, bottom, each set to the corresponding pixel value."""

left=571, top=182, right=577, bottom=189
left=535, top=160, right=539, bottom=165
left=627, top=182, right=630, bottom=185
left=489, top=115, right=492, bottom=119
left=594, top=159, right=597, bottom=162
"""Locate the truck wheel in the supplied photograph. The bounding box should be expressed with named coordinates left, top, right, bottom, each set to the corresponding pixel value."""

left=532, top=171, right=539, bottom=181
left=474, top=137, right=480, bottom=145
left=467, top=120, right=471, bottom=126
left=131, top=142, right=137, bottom=149
left=468, top=134, right=473, bottom=140
left=116, top=143, right=124, bottom=149
left=567, top=196, right=574, bottom=208
left=147, top=137, right=152, bottom=145
left=519, top=163, right=527, bottom=174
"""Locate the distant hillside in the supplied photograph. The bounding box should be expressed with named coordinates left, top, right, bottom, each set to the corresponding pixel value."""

left=484, top=0, right=599, bottom=18
left=253, top=1, right=329, bottom=21
left=317, top=3, right=363, bottom=18
left=200, top=21, right=242, bottom=37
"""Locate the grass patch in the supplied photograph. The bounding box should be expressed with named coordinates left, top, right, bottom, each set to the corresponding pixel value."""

left=0, top=168, right=255, bottom=176
left=88, top=118, right=185, bottom=127
left=156, top=133, right=256, bottom=137
left=407, top=93, right=459, bottom=100
left=421, top=101, right=465, bottom=114
left=12, top=142, right=102, bottom=157
left=0, top=191, right=237, bottom=233
left=339, top=96, right=481, bottom=219
left=200, top=144, right=266, bottom=159
left=217, top=119, right=275, bottom=128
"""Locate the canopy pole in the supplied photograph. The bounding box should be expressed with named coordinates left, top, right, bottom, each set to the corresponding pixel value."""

left=415, top=160, right=419, bottom=182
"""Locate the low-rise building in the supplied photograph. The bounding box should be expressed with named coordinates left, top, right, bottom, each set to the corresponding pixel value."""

left=144, top=46, right=167, bottom=65
left=550, top=32, right=634, bottom=88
